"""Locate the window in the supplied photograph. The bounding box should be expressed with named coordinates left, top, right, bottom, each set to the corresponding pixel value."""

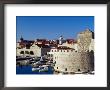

left=30, top=51, right=34, bottom=55
left=54, top=61, right=56, bottom=64
left=57, top=67, right=58, bottom=69
left=65, top=68, right=67, bottom=71
left=25, top=51, right=29, bottom=54
left=52, top=50, right=53, bottom=52
left=50, top=54, right=53, bottom=57
left=78, top=69, right=80, bottom=72
left=67, top=50, right=69, bottom=52
left=20, top=51, right=24, bottom=54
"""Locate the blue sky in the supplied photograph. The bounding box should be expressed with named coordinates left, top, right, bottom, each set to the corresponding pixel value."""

left=16, top=16, right=94, bottom=40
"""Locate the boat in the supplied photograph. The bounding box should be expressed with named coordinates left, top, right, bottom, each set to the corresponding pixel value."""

left=31, top=62, right=40, bottom=67
left=42, top=65, right=49, bottom=67
left=39, top=66, right=48, bottom=72
left=32, top=67, right=40, bottom=72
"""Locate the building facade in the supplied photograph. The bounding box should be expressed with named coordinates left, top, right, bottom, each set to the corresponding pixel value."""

left=16, top=38, right=51, bottom=57
left=47, top=29, right=94, bottom=73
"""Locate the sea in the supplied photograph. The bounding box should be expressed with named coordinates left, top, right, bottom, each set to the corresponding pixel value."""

left=16, top=65, right=53, bottom=74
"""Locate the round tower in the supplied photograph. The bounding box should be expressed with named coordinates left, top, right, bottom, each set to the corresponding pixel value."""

left=53, top=50, right=94, bottom=74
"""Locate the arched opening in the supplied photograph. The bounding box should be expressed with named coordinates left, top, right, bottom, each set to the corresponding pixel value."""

left=65, top=68, right=67, bottom=71
left=51, top=54, right=53, bottom=57
left=20, top=51, right=24, bottom=54
left=30, top=51, right=34, bottom=55
left=78, top=69, right=80, bottom=72
left=25, top=51, right=29, bottom=54
left=57, top=67, right=58, bottom=69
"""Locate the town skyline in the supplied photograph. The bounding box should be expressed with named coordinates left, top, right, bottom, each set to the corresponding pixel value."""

left=16, top=16, right=94, bottom=40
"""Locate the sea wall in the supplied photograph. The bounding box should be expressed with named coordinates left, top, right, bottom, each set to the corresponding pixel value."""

left=53, top=51, right=94, bottom=73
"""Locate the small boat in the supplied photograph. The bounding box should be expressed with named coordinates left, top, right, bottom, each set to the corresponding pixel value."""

left=42, top=65, right=49, bottom=67
left=31, top=62, right=39, bottom=67
left=39, top=66, right=48, bottom=72
left=32, top=67, right=40, bottom=72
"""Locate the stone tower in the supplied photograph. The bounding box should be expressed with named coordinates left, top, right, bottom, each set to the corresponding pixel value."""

left=77, top=28, right=94, bottom=52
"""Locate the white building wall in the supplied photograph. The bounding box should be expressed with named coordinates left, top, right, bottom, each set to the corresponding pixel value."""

left=58, top=42, right=79, bottom=52
left=16, top=43, right=50, bottom=57
left=16, top=44, right=41, bottom=57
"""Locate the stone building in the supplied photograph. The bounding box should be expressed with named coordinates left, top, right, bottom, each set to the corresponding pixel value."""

left=16, top=37, right=51, bottom=57
left=47, top=29, right=94, bottom=74
left=47, top=46, right=94, bottom=73
left=17, top=43, right=50, bottom=57
left=77, top=28, right=94, bottom=52
left=58, top=39, right=76, bottom=49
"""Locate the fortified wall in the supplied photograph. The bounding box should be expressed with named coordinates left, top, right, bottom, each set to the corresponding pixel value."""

left=53, top=29, right=94, bottom=74
left=53, top=50, right=94, bottom=73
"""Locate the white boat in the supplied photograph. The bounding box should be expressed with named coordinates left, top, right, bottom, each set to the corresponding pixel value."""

left=39, top=66, right=48, bottom=72
left=32, top=67, right=40, bottom=72
left=42, top=65, right=49, bottom=67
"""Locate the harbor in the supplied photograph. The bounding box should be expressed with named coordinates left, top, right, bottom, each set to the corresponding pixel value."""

left=16, top=29, right=94, bottom=75
left=16, top=56, right=55, bottom=74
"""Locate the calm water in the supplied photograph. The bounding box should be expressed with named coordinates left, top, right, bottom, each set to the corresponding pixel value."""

left=16, top=65, right=53, bottom=74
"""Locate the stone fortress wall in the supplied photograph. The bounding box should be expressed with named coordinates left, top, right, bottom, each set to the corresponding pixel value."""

left=52, top=49, right=94, bottom=73
left=52, top=29, right=94, bottom=73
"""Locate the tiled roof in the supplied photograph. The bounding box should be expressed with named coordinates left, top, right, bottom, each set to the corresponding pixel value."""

left=35, top=44, right=50, bottom=48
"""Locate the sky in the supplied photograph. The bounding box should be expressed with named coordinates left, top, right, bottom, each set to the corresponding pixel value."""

left=16, top=16, right=94, bottom=40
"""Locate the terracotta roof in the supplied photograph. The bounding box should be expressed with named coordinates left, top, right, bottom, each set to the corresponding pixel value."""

left=35, top=44, right=50, bottom=48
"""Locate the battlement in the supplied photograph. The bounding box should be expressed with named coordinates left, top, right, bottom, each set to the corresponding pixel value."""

left=53, top=51, right=94, bottom=73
